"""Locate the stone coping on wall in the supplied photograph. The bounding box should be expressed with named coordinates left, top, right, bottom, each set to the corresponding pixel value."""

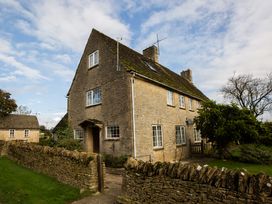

left=120, top=157, right=272, bottom=203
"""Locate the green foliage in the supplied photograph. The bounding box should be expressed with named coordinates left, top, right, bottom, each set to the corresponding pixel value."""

left=0, top=89, right=17, bottom=117
left=0, top=157, right=82, bottom=204
left=39, top=137, right=57, bottom=147
left=230, top=144, right=272, bottom=165
left=103, top=154, right=128, bottom=168
left=56, top=138, right=83, bottom=151
left=258, top=122, right=272, bottom=146
left=194, top=101, right=260, bottom=157
left=55, top=125, right=74, bottom=140
left=39, top=137, right=82, bottom=151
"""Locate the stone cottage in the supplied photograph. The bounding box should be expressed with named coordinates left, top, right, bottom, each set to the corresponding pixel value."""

left=67, top=29, right=208, bottom=161
left=0, top=114, right=40, bottom=143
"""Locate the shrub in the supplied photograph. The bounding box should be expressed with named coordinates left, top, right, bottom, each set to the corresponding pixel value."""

left=39, top=137, right=56, bottom=147
left=56, top=139, right=83, bottom=151
left=230, top=144, right=272, bottom=165
left=103, top=154, right=128, bottom=168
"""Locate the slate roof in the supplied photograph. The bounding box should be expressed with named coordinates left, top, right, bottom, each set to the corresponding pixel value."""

left=0, top=114, right=39, bottom=129
left=68, top=29, right=208, bottom=101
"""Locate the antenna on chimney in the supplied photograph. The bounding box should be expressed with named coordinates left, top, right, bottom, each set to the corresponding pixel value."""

left=116, top=37, right=122, bottom=71
left=152, top=34, right=167, bottom=55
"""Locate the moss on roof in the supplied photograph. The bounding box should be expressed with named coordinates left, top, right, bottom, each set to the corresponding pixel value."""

left=76, top=29, right=208, bottom=101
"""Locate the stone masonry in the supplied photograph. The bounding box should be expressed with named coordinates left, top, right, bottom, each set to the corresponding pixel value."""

left=0, top=141, right=103, bottom=191
left=119, top=158, right=272, bottom=203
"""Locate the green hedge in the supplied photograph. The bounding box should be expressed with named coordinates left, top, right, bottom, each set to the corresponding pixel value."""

left=39, top=138, right=82, bottom=151
left=231, top=144, right=272, bottom=165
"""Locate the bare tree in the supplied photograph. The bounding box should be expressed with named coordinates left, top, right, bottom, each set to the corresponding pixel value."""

left=221, top=73, right=272, bottom=117
left=14, top=105, right=32, bottom=115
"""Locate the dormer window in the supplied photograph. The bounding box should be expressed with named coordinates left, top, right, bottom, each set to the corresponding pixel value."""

left=88, top=50, right=99, bottom=68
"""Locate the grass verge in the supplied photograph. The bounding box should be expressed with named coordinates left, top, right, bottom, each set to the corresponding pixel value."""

left=207, top=159, right=272, bottom=175
left=0, top=157, right=83, bottom=204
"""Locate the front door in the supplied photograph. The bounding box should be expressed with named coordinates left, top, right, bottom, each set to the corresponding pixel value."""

left=92, top=126, right=100, bottom=153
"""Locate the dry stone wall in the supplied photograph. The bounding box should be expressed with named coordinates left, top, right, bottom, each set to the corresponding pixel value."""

left=119, top=158, right=272, bottom=204
left=0, top=141, right=102, bottom=191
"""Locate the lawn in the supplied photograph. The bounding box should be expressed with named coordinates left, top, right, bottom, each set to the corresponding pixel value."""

left=207, top=159, right=272, bottom=176
left=0, top=157, right=83, bottom=204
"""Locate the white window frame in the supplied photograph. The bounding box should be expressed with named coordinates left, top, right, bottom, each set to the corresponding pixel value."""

left=176, top=125, right=186, bottom=145
left=167, top=90, right=173, bottom=106
left=24, top=129, right=29, bottom=138
left=74, top=129, right=84, bottom=140
left=86, top=87, right=102, bottom=106
left=189, top=98, right=193, bottom=110
left=106, top=126, right=120, bottom=139
left=152, top=125, right=163, bottom=148
left=9, top=129, right=15, bottom=138
left=194, top=128, right=202, bottom=143
left=179, top=95, right=185, bottom=108
left=88, top=50, right=99, bottom=68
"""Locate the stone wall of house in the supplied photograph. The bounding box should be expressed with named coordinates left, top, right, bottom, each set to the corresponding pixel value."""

left=0, top=140, right=4, bottom=155
left=0, top=141, right=103, bottom=191
left=119, top=158, right=272, bottom=204
left=133, top=78, right=200, bottom=161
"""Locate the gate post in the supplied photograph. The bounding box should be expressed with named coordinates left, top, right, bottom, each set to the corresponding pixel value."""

left=97, top=154, right=104, bottom=192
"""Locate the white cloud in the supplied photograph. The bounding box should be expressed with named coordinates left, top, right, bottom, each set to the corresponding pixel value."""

left=0, top=53, right=47, bottom=80
left=137, top=0, right=272, bottom=103
left=6, top=0, right=132, bottom=52
left=0, top=75, right=16, bottom=82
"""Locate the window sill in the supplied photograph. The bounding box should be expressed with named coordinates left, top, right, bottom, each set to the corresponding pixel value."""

left=88, top=64, right=99, bottom=69
left=194, top=141, right=201, bottom=143
left=153, top=147, right=164, bottom=151
left=176, top=144, right=186, bottom=147
left=179, top=107, right=186, bottom=110
left=105, top=138, right=120, bottom=141
left=167, top=104, right=175, bottom=108
left=189, top=109, right=195, bottom=112
left=86, top=103, right=102, bottom=108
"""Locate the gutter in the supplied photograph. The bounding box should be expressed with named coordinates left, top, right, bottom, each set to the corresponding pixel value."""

left=131, top=73, right=137, bottom=159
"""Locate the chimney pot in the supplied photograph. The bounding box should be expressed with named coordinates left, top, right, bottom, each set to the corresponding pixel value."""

left=180, top=69, right=192, bottom=83
left=143, top=45, right=158, bottom=63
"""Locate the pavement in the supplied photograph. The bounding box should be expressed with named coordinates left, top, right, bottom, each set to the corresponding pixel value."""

left=71, top=173, right=123, bottom=204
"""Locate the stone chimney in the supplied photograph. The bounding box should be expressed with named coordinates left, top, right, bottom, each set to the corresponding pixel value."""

left=180, top=69, right=192, bottom=83
left=143, top=45, right=158, bottom=63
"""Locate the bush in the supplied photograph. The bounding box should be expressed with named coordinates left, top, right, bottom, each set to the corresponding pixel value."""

left=39, top=138, right=82, bottom=151
left=56, top=138, right=83, bottom=151
left=230, top=144, right=272, bottom=164
left=39, top=137, right=56, bottom=147
left=103, top=154, right=128, bottom=168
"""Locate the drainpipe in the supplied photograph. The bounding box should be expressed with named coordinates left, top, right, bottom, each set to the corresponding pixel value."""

left=131, top=73, right=137, bottom=158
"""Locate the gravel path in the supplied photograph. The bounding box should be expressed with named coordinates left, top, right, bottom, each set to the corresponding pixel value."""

left=71, top=173, right=122, bottom=204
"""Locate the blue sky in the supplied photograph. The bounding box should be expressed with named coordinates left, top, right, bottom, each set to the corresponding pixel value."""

left=0, top=0, right=271, bottom=127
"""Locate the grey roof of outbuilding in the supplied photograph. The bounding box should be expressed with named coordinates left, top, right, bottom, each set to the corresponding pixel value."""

left=0, top=114, right=39, bottom=129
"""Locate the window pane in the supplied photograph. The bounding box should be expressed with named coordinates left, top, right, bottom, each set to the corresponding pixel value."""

left=107, top=126, right=120, bottom=138
left=179, top=95, right=185, bottom=108
left=167, top=91, right=173, bottom=105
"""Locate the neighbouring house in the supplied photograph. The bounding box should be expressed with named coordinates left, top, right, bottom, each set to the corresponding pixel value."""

left=67, top=29, right=208, bottom=162
left=0, top=114, right=40, bottom=143
left=52, top=113, right=68, bottom=139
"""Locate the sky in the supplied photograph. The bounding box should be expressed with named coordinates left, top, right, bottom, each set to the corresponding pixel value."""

left=0, top=0, right=271, bottom=128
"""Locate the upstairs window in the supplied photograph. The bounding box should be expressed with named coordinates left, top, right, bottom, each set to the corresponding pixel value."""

left=106, top=126, right=120, bottom=139
left=189, top=98, right=193, bottom=110
left=176, top=125, right=186, bottom=145
left=167, top=90, right=173, bottom=106
left=24, top=129, right=29, bottom=138
left=88, top=50, right=99, bottom=68
left=194, top=128, right=202, bottom=143
left=179, top=95, right=185, bottom=108
left=86, top=87, right=102, bottom=106
left=152, top=125, right=163, bottom=148
left=9, top=129, right=15, bottom=138
left=74, top=129, right=84, bottom=140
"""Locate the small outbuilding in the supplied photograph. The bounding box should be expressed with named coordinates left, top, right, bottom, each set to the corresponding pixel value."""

left=0, top=114, right=40, bottom=143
